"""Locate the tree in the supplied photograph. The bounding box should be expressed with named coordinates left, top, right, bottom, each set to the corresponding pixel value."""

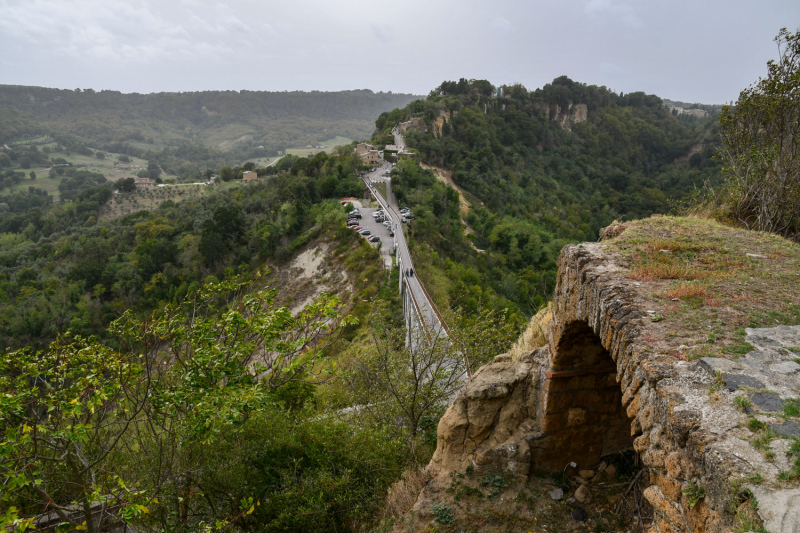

left=29, top=171, right=36, bottom=180
left=147, top=161, right=160, bottom=181
left=219, top=165, right=234, bottom=182
left=0, top=276, right=351, bottom=532
left=116, top=177, right=136, bottom=192
left=342, top=304, right=468, bottom=463
left=710, top=28, right=800, bottom=241
left=19, top=156, right=31, bottom=169
left=198, top=204, right=246, bottom=265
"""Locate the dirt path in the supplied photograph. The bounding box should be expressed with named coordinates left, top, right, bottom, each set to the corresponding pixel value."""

left=419, top=163, right=471, bottom=217
left=419, top=162, right=484, bottom=252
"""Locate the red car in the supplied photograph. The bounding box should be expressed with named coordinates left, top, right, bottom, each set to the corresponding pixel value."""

left=352, top=226, right=362, bottom=231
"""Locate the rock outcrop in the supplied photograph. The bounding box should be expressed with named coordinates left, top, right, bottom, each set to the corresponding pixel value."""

left=535, top=102, right=588, bottom=131
left=411, top=217, right=800, bottom=533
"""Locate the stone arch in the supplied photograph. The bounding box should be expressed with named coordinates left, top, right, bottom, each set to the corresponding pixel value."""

left=529, top=319, right=634, bottom=470
left=552, top=320, right=613, bottom=370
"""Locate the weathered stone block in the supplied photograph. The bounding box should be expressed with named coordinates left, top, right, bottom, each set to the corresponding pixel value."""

left=567, top=408, right=586, bottom=426
left=643, top=450, right=666, bottom=468
left=750, top=392, right=784, bottom=413
left=723, top=373, right=765, bottom=391
left=644, top=485, right=666, bottom=507
left=626, top=395, right=640, bottom=418
left=634, top=433, right=651, bottom=452
left=683, top=500, right=710, bottom=533
left=665, top=452, right=683, bottom=479
left=654, top=473, right=683, bottom=502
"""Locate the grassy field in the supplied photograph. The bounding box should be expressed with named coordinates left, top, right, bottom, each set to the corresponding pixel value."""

left=6, top=144, right=170, bottom=199
left=243, top=156, right=279, bottom=167
left=9, top=134, right=51, bottom=146
left=99, top=180, right=244, bottom=220
left=286, top=136, right=353, bottom=157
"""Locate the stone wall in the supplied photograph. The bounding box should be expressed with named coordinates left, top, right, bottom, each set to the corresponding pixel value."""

left=426, top=234, right=800, bottom=533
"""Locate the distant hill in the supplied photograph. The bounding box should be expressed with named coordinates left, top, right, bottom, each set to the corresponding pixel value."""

left=0, top=85, right=420, bottom=155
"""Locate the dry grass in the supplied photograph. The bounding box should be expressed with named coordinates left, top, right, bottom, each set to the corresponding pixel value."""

left=659, top=281, right=719, bottom=306
left=607, top=215, right=800, bottom=362
left=509, top=303, right=553, bottom=361
left=629, top=262, right=708, bottom=281
left=384, top=468, right=430, bottom=520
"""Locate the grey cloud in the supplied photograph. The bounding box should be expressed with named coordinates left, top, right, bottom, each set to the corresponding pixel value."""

left=370, top=24, right=394, bottom=42
left=585, top=0, right=643, bottom=28
left=0, top=0, right=797, bottom=104
left=491, top=16, right=514, bottom=33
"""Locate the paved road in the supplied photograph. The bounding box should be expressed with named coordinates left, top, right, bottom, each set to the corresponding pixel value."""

left=392, top=127, right=406, bottom=150
left=362, top=163, right=448, bottom=340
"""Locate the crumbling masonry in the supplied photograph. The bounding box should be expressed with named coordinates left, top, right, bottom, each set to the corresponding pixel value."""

left=429, top=241, right=800, bottom=533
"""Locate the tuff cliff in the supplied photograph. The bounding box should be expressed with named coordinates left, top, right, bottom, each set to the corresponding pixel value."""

left=394, top=216, right=800, bottom=533
left=534, top=102, right=588, bottom=131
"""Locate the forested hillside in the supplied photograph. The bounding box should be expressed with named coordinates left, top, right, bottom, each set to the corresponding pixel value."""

left=0, top=149, right=374, bottom=351
left=376, top=77, right=721, bottom=316
left=0, top=85, right=419, bottom=175
left=0, top=75, right=729, bottom=532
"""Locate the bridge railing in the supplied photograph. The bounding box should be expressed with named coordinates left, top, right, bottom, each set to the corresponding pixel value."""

left=362, top=171, right=472, bottom=377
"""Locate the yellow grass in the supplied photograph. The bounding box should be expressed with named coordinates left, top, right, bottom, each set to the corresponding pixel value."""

left=384, top=468, right=430, bottom=519
left=659, top=281, right=718, bottom=306
left=509, top=303, right=553, bottom=361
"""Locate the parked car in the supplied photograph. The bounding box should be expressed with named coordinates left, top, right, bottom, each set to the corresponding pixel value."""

left=369, top=236, right=380, bottom=243
left=352, top=226, right=362, bottom=231
left=347, top=221, right=359, bottom=227
left=401, top=217, right=407, bottom=223
left=359, top=229, right=371, bottom=236
left=389, top=231, right=394, bottom=237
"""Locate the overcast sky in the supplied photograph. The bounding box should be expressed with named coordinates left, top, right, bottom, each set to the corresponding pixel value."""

left=0, top=0, right=797, bottom=103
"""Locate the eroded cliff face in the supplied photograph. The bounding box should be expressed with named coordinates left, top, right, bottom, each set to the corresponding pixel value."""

left=400, top=217, right=800, bottom=533
left=534, top=102, right=588, bottom=131
left=430, top=349, right=547, bottom=478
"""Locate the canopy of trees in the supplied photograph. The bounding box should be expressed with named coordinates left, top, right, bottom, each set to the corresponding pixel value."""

left=376, top=76, right=721, bottom=316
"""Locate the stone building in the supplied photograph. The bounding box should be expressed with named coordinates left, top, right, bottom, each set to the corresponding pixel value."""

left=355, top=143, right=375, bottom=155
left=134, top=177, right=154, bottom=189
left=361, top=150, right=381, bottom=166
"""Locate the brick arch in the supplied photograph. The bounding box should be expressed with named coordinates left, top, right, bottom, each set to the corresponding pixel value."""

left=530, top=319, right=634, bottom=470
left=551, top=320, right=613, bottom=371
